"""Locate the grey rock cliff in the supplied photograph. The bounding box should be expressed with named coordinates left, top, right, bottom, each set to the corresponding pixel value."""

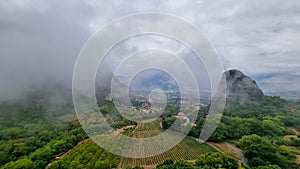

left=225, top=69, right=264, bottom=104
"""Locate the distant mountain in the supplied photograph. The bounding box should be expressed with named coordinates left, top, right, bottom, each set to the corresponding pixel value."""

left=225, top=69, right=264, bottom=104
left=95, top=70, right=180, bottom=97
left=129, top=70, right=179, bottom=92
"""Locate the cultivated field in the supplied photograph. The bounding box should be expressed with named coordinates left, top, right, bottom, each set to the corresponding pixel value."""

left=119, top=121, right=216, bottom=168
left=119, top=137, right=216, bottom=168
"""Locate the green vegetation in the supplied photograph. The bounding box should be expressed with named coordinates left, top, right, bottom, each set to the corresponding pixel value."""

left=207, top=115, right=288, bottom=142
left=119, top=121, right=216, bottom=168
left=238, top=134, right=296, bottom=168
left=125, top=152, right=239, bottom=169
left=184, top=96, right=300, bottom=168
left=0, top=96, right=87, bottom=168
left=156, top=160, right=196, bottom=169
left=97, top=99, right=136, bottom=129
left=48, top=139, right=120, bottom=169
left=225, top=96, right=300, bottom=126
left=195, top=152, right=239, bottom=169
left=1, top=94, right=300, bottom=169
left=189, top=96, right=298, bottom=141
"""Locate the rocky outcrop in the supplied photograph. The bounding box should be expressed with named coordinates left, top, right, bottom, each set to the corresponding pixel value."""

left=225, top=69, right=264, bottom=104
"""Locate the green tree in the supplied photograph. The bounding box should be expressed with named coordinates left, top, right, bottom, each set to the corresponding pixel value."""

left=2, top=158, right=32, bottom=169
left=195, top=152, right=239, bottom=169
left=161, top=117, right=176, bottom=129
left=238, top=135, right=296, bottom=168
left=209, top=123, right=228, bottom=142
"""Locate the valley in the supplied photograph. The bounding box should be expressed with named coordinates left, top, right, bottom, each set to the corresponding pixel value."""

left=1, top=70, right=300, bottom=169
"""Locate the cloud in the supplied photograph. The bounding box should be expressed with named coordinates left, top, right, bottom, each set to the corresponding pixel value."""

left=259, top=74, right=300, bottom=93
left=0, top=0, right=299, bottom=100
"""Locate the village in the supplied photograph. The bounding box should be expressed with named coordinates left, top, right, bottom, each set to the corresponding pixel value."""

left=130, top=91, right=208, bottom=127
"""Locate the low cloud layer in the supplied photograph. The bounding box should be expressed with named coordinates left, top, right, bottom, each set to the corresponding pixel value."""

left=0, top=0, right=299, bottom=100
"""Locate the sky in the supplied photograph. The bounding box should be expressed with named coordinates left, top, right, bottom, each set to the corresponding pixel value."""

left=0, top=0, right=300, bottom=100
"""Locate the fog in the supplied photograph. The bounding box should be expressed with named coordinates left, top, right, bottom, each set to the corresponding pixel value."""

left=1, top=0, right=300, bottom=101
left=0, top=1, right=91, bottom=100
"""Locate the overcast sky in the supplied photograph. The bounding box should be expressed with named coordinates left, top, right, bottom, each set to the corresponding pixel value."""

left=0, top=0, right=300, bottom=100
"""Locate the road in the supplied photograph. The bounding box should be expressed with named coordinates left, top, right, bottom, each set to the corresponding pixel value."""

left=204, top=139, right=247, bottom=165
left=224, top=142, right=247, bottom=165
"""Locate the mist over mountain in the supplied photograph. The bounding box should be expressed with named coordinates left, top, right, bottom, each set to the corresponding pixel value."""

left=0, top=67, right=293, bottom=108
left=1, top=1, right=300, bottom=103
left=129, top=70, right=179, bottom=92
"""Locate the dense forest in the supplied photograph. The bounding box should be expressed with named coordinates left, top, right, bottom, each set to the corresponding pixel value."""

left=0, top=98, right=87, bottom=169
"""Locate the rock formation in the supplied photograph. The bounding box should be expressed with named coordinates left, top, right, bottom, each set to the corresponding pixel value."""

left=225, top=69, right=264, bottom=104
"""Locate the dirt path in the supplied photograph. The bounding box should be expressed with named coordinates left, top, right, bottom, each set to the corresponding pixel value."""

left=283, top=127, right=300, bottom=141
left=46, top=139, right=87, bottom=168
left=116, top=125, right=136, bottom=133
left=288, top=127, right=300, bottom=135
left=224, top=142, right=247, bottom=165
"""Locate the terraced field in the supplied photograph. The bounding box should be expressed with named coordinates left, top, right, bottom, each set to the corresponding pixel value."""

left=47, top=120, right=216, bottom=169
left=130, top=120, right=164, bottom=138
left=119, top=121, right=216, bottom=168
left=119, top=137, right=216, bottom=168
